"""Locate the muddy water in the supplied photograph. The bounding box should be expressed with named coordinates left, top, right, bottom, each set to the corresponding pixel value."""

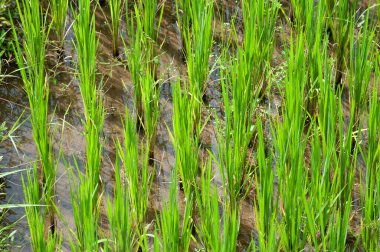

left=0, top=0, right=372, bottom=251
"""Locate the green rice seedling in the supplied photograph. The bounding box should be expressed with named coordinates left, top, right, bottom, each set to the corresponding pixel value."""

left=138, top=0, right=164, bottom=80
left=273, top=33, right=308, bottom=251
left=221, top=201, right=239, bottom=252
left=21, top=164, right=60, bottom=251
left=169, top=80, right=198, bottom=251
left=182, top=0, right=213, bottom=128
left=324, top=0, right=355, bottom=86
left=348, top=9, right=376, bottom=126
left=290, top=0, right=307, bottom=25
left=108, top=0, right=123, bottom=57
left=137, top=0, right=164, bottom=51
left=141, top=65, right=161, bottom=163
left=116, top=107, right=153, bottom=248
left=216, top=0, right=278, bottom=210
left=50, top=0, right=68, bottom=45
left=360, top=56, right=380, bottom=251
left=73, top=0, right=104, bottom=196
left=156, top=168, right=180, bottom=251
left=71, top=0, right=104, bottom=248
left=195, top=158, right=221, bottom=251
left=254, top=119, right=278, bottom=251
left=11, top=0, right=57, bottom=239
left=329, top=97, right=357, bottom=251
left=303, top=39, right=340, bottom=250
left=125, top=3, right=144, bottom=126
left=217, top=40, right=257, bottom=210
left=68, top=159, right=101, bottom=251
left=303, top=0, right=325, bottom=117
left=242, top=0, right=279, bottom=95
left=170, top=80, right=199, bottom=199
left=125, top=1, right=163, bottom=129
left=173, top=0, right=191, bottom=58
left=106, top=152, right=134, bottom=251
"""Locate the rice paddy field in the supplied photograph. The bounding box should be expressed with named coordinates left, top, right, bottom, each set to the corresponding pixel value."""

left=0, top=0, right=379, bottom=251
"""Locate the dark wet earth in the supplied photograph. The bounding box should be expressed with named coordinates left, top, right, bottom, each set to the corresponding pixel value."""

left=0, top=0, right=375, bottom=251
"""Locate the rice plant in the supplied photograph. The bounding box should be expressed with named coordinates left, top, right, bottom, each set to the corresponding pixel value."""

left=105, top=152, right=134, bottom=251
left=182, top=0, right=213, bottom=128
left=10, top=0, right=57, bottom=243
left=273, top=33, right=308, bottom=251
left=137, top=0, right=164, bottom=51
left=220, top=201, right=239, bottom=252
left=125, top=2, right=144, bottom=126
left=169, top=80, right=198, bottom=251
left=348, top=9, right=376, bottom=125
left=108, top=0, right=123, bottom=57
left=217, top=40, right=257, bottom=210
left=141, top=65, right=161, bottom=163
left=360, top=62, right=380, bottom=251
left=303, top=0, right=325, bottom=117
left=125, top=1, right=164, bottom=135
left=21, top=164, right=60, bottom=251
left=195, top=158, right=221, bottom=251
left=71, top=0, right=104, bottom=249
left=241, top=0, right=279, bottom=96
left=68, top=158, right=101, bottom=251
left=116, top=107, right=154, bottom=249
left=50, top=0, right=68, bottom=45
left=324, top=0, right=356, bottom=86
left=156, top=168, right=180, bottom=251
left=170, top=80, right=199, bottom=199
left=254, top=119, right=277, bottom=251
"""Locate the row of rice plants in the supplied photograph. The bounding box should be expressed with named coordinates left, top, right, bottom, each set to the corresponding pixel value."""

left=217, top=0, right=278, bottom=210
left=106, top=1, right=163, bottom=250
left=69, top=0, right=104, bottom=250
left=10, top=0, right=59, bottom=250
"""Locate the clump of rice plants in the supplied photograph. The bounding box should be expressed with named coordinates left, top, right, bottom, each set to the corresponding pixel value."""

left=108, top=0, right=123, bottom=57
left=181, top=0, right=213, bottom=128
left=116, top=107, right=154, bottom=250
left=21, top=164, right=61, bottom=251
left=125, top=2, right=144, bottom=127
left=324, top=0, right=355, bottom=86
left=348, top=9, right=376, bottom=125
left=10, top=0, right=57, bottom=246
left=273, top=33, right=308, bottom=250
left=254, top=119, right=277, bottom=251
left=217, top=40, right=257, bottom=210
left=169, top=80, right=199, bottom=251
left=360, top=62, right=380, bottom=251
left=50, top=0, right=68, bottom=45
left=105, top=152, right=133, bottom=251
left=155, top=168, right=180, bottom=251
left=125, top=1, right=164, bottom=128
left=241, top=0, right=279, bottom=96
left=170, top=80, right=199, bottom=200
left=195, top=158, right=221, bottom=251
left=70, top=0, right=104, bottom=249
left=141, top=65, right=161, bottom=163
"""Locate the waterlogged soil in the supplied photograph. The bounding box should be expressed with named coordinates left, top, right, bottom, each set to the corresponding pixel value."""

left=0, top=0, right=374, bottom=251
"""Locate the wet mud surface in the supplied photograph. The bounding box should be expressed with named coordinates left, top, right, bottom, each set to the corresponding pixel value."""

left=0, top=0, right=376, bottom=251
